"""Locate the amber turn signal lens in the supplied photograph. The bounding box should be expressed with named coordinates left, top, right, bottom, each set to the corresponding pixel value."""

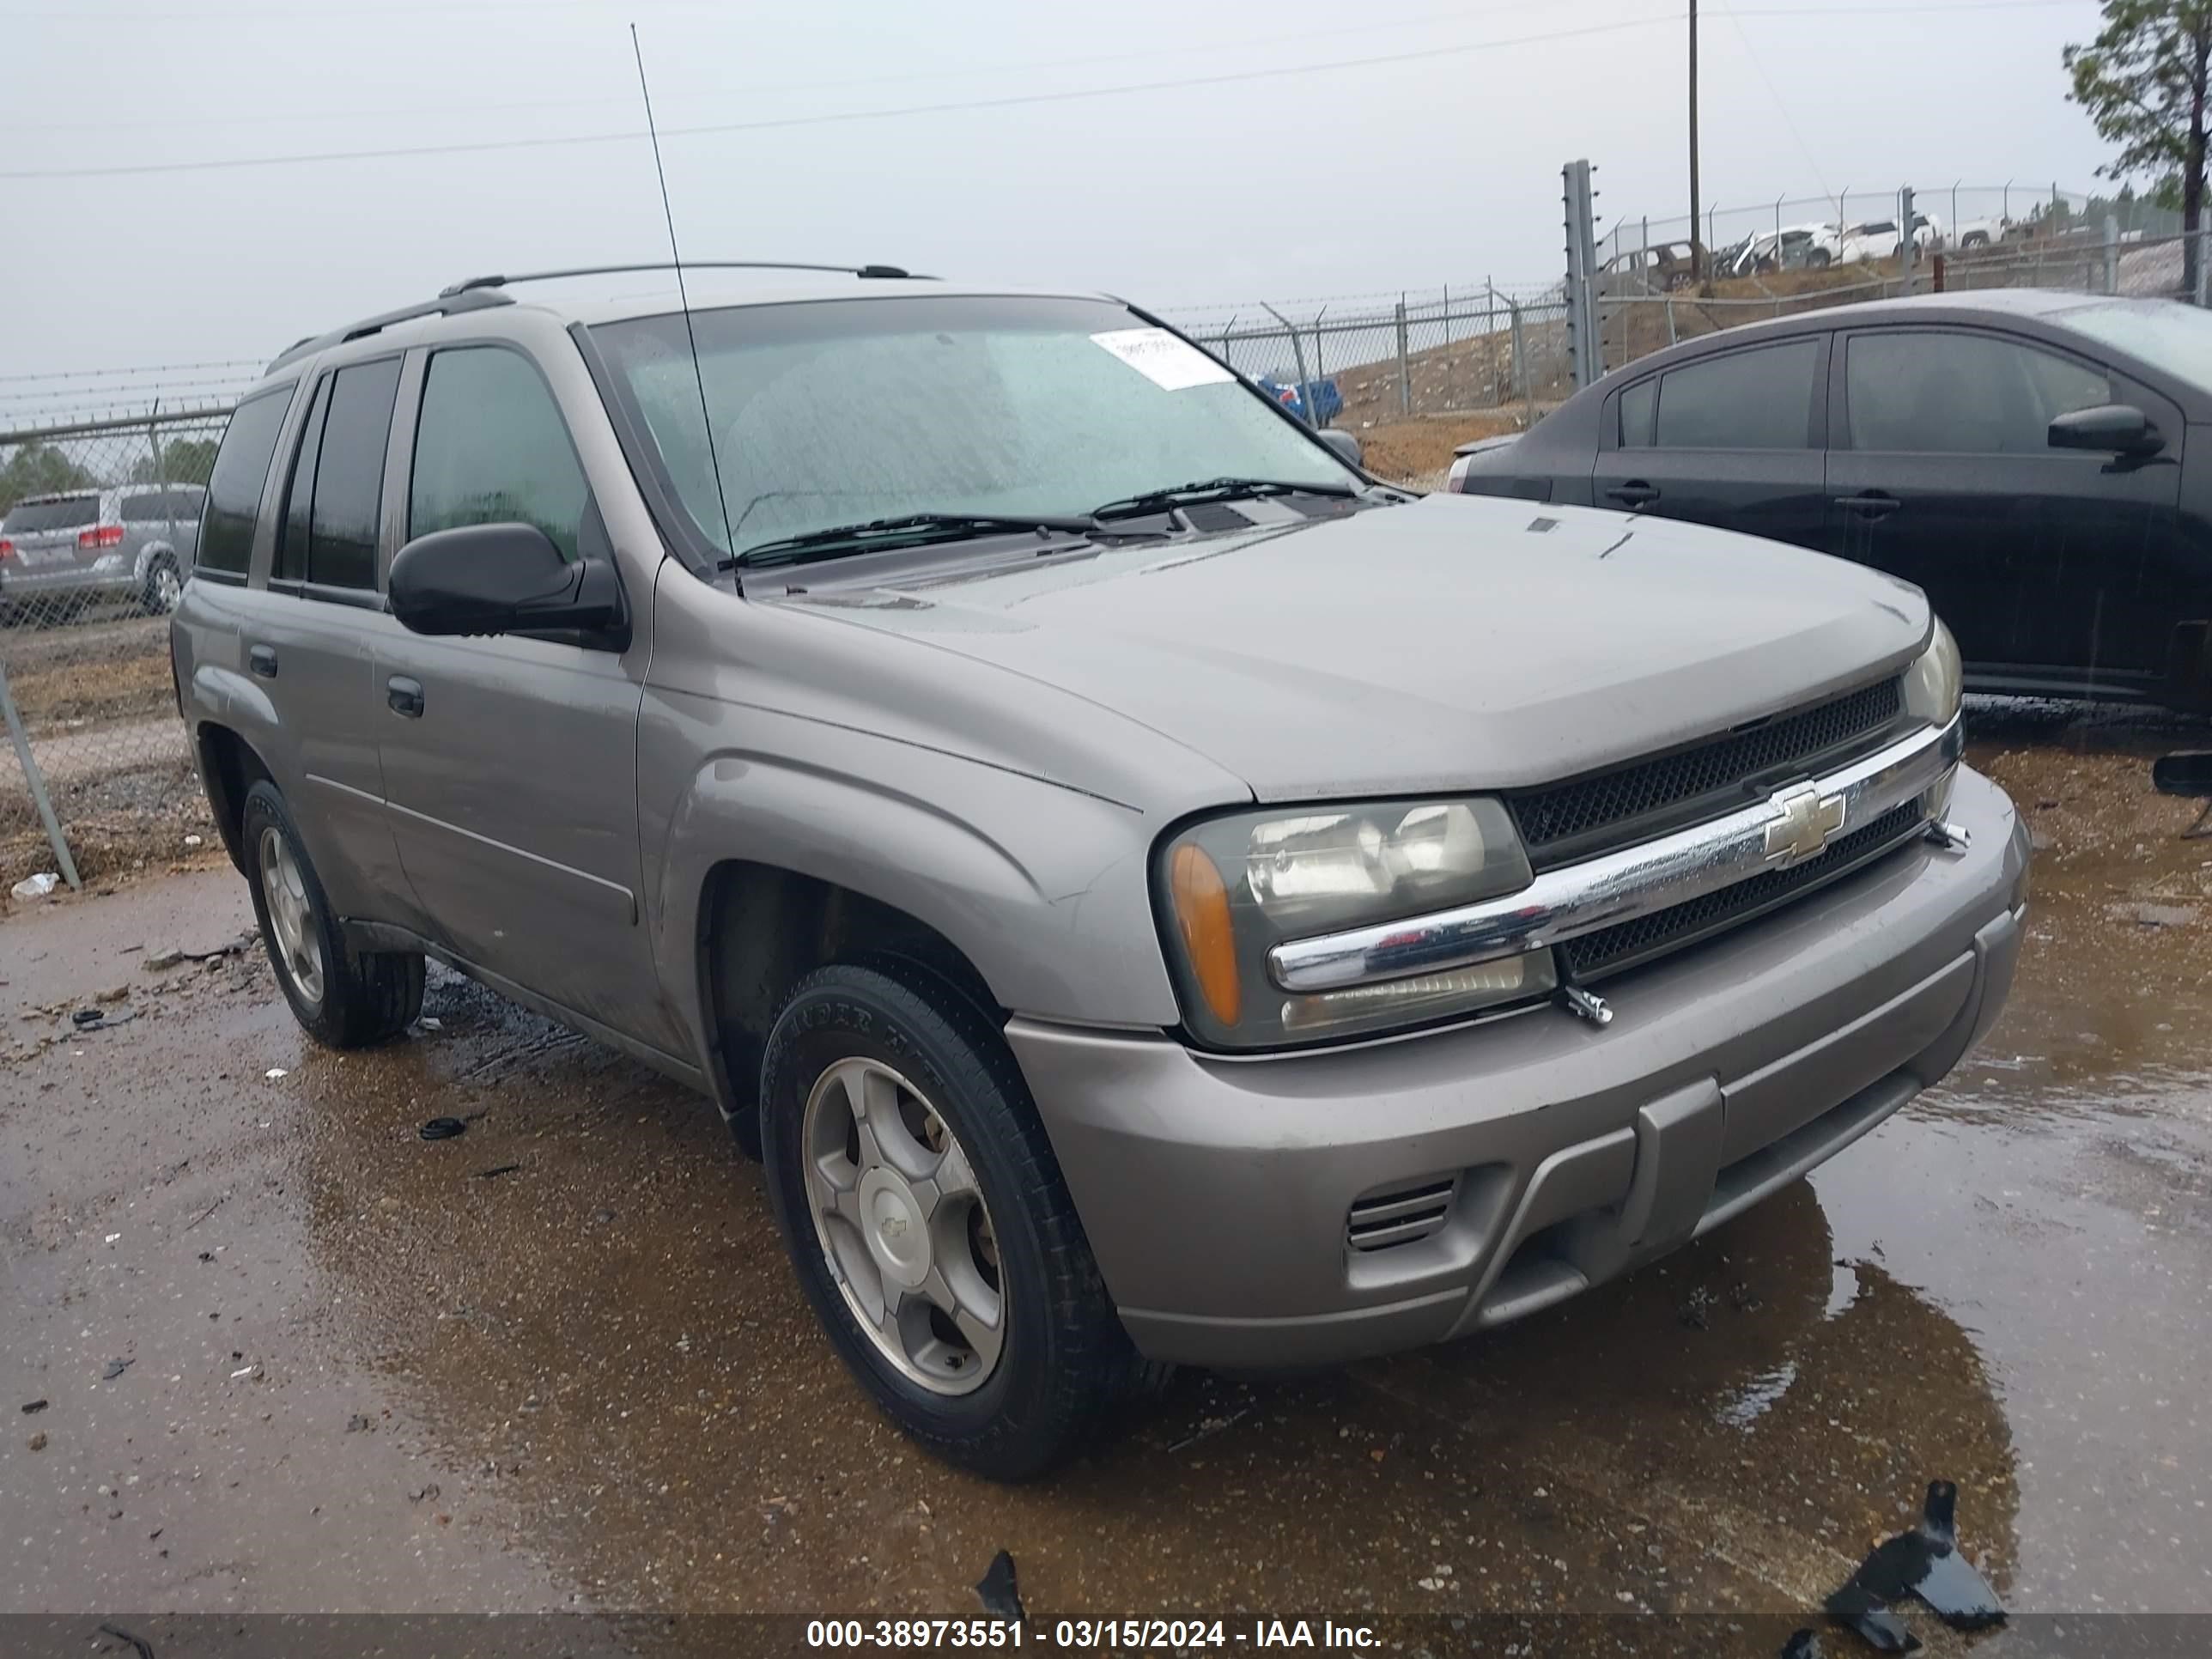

left=1170, top=842, right=1241, bottom=1027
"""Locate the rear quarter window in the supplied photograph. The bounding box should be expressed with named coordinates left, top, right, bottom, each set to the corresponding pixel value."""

left=198, top=386, right=295, bottom=576
left=3, top=497, right=100, bottom=533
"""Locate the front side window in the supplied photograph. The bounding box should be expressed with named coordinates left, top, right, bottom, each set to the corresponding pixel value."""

left=410, top=347, right=587, bottom=561
left=275, top=357, right=400, bottom=590
left=588, top=295, right=1356, bottom=562
left=198, top=385, right=295, bottom=576
left=1647, top=340, right=1820, bottom=450
left=1845, top=331, right=2110, bottom=454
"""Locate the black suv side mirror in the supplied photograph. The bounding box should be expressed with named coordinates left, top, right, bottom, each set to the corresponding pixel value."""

left=389, top=523, right=628, bottom=645
left=2049, top=403, right=2161, bottom=456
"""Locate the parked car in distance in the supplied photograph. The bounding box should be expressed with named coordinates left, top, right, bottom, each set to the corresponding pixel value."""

left=0, top=482, right=204, bottom=620
left=1454, top=289, right=2212, bottom=711
left=1251, top=368, right=1342, bottom=427
left=173, top=264, right=2024, bottom=1480
left=1602, top=240, right=1701, bottom=291
left=1838, top=213, right=1942, bottom=264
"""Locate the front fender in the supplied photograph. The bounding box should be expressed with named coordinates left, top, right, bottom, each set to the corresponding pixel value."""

left=643, top=693, right=1183, bottom=1075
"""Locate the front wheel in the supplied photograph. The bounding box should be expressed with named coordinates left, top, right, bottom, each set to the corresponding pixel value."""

left=759, top=962, right=1155, bottom=1480
left=241, top=780, right=423, bottom=1048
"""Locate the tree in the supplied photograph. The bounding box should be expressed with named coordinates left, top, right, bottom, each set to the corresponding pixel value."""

left=2066, top=1, right=2212, bottom=296
left=0, top=442, right=99, bottom=516
left=131, top=436, right=218, bottom=486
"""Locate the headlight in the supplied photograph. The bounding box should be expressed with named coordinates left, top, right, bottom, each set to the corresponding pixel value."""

left=1157, top=798, right=1553, bottom=1048
left=1902, top=617, right=1962, bottom=728
left=1902, top=617, right=1963, bottom=817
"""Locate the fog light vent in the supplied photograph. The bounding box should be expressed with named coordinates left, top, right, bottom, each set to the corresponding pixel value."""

left=1346, top=1176, right=1459, bottom=1254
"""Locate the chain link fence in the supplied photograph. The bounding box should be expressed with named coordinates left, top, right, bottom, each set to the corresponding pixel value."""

left=1160, top=283, right=1574, bottom=430
left=2, top=406, right=233, bottom=894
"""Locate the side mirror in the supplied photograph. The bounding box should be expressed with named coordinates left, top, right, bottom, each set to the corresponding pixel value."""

left=2049, top=403, right=2160, bottom=456
left=1318, top=428, right=1364, bottom=470
left=388, top=523, right=627, bottom=642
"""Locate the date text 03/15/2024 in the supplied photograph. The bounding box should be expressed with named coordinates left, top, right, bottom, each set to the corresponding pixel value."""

left=804, top=1620, right=1381, bottom=1649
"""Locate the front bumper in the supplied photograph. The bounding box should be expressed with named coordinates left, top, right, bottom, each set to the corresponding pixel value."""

left=1011, top=767, right=2026, bottom=1369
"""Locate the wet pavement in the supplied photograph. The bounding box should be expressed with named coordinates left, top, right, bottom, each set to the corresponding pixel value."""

left=3, top=703, right=2209, bottom=1647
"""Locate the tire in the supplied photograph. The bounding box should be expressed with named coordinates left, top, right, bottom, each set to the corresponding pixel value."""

left=142, top=556, right=184, bottom=616
left=1805, top=248, right=1832, bottom=269
left=759, top=961, right=1153, bottom=1480
left=240, top=780, right=423, bottom=1048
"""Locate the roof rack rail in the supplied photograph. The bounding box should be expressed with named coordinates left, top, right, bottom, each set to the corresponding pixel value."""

left=438, top=260, right=924, bottom=296
left=267, top=289, right=515, bottom=375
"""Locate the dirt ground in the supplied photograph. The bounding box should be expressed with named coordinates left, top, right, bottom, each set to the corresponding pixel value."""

left=3, top=702, right=2209, bottom=1656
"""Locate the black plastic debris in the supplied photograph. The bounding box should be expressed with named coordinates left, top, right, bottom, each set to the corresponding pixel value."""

left=21, top=1399, right=47, bottom=1414
left=100, top=1358, right=132, bottom=1381
left=1780, top=1632, right=1824, bottom=1659
left=98, top=1624, right=155, bottom=1659
left=419, top=1117, right=468, bottom=1141
left=474, top=1164, right=522, bottom=1181
left=975, top=1550, right=1025, bottom=1623
left=1826, top=1480, right=2005, bottom=1650
left=71, top=1008, right=102, bottom=1028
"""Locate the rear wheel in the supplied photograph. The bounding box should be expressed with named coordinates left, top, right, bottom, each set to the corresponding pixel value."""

left=759, top=962, right=1155, bottom=1480
left=1805, top=247, right=1833, bottom=269
left=143, top=557, right=183, bottom=615
left=241, top=780, right=422, bottom=1048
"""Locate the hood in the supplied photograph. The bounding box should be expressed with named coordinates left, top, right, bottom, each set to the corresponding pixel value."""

left=772, top=495, right=1930, bottom=801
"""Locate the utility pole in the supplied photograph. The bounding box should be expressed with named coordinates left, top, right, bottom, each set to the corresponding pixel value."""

left=1688, top=0, right=1702, bottom=286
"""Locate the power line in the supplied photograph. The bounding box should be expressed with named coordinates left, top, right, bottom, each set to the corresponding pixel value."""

left=0, top=12, right=1691, bottom=181
left=3, top=0, right=1538, bottom=133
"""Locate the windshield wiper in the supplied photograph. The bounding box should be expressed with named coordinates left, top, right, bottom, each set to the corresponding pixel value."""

left=726, top=511, right=1099, bottom=571
left=1087, top=477, right=1360, bottom=522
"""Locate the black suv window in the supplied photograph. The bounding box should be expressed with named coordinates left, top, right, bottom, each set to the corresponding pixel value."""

left=410, top=347, right=586, bottom=561
left=276, top=358, right=402, bottom=590
left=198, top=386, right=295, bottom=576
left=1845, top=331, right=2111, bottom=454
left=1639, top=339, right=1820, bottom=450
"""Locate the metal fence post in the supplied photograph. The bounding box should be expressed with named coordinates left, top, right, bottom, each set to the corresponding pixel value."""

left=1395, top=298, right=1411, bottom=416
left=2197, top=229, right=2210, bottom=307
left=2106, top=214, right=2120, bottom=294
left=0, top=660, right=82, bottom=893
left=1443, top=283, right=1453, bottom=349
left=1564, top=159, right=1603, bottom=389
left=1261, top=302, right=1316, bottom=425
left=1514, top=302, right=1534, bottom=427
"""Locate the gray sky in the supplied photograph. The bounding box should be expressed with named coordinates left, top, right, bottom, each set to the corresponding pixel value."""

left=2, top=0, right=2111, bottom=380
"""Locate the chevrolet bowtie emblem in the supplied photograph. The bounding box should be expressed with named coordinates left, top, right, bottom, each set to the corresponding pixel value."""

left=1763, top=781, right=1846, bottom=866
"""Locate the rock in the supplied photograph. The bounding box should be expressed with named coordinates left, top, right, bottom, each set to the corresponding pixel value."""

left=142, top=945, right=185, bottom=971
left=95, top=985, right=130, bottom=1004
left=26, top=1432, right=46, bottom=1452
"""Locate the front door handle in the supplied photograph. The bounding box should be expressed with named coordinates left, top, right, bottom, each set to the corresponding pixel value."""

left=247, top=644, right=277, bottom=679
left=386, top=675, right=424, bottom=719
left=1605, top=481, right=1662, bottom=507
left=1835, top=490, right=1901, bottom=521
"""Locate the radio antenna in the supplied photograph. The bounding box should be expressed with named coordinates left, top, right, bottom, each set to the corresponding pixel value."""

left=630, top=23, right=738, bottom=569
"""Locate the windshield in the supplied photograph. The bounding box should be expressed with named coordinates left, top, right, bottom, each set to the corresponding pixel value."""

left=588, top=294, right=1355, bottom=562
left=3, top=497, right=100, bottom=534
left=2057, top=299, right=2212, bottom=395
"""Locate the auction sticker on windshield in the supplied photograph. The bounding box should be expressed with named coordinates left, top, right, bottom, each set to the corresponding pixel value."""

left=1091, top=327, right=1234, bottom=390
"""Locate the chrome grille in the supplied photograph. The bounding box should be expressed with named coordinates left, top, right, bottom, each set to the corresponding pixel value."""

left=1346, top=1176, right=1458, bottom=1254
left=1510, top=678, right=1905, bottom=869
left=1558, top=799, right=1926, bottom=982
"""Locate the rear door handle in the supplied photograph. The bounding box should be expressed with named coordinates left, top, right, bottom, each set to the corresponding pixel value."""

left=247, top=644, right=277, bottom=679
left=1835, top=490, right=1901, bottom=521
left=386, top=675, right=424, bottom=719
left=1604, top=481, right=1661, bottom=507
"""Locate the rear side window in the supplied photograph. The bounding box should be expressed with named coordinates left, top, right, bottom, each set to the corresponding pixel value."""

left=198, top=386, right=295, bottom=575
left=1618, top=379, right=1658, bottom=447
left=409, top=347, right=586, bottom=561
left=121, top=489, right=198, bottom=522
left=3, top=497, right=100, bottom=533
left=276, top=358, right=401, bottom=590
left=1649, top=340, right=1820, bottom=450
